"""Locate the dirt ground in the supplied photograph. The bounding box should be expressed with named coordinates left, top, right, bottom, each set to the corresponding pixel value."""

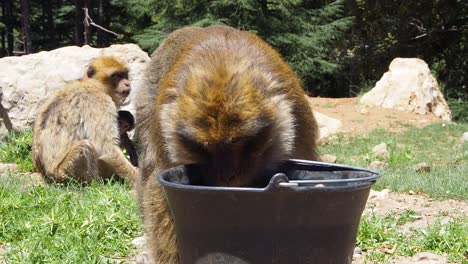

left=310, top=97, right=443, bottom=135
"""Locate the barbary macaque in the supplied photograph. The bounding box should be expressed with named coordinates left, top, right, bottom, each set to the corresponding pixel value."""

left=32, top=56, right=138, bottom=184
left=135, top=25, right=319, bottom=263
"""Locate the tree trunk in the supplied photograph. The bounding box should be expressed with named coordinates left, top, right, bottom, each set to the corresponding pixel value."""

left=20, top=0, right=32, bottom=54
left=1, top=0, right=6, bottom=56
left=259, top=0, right=268, bottom=17
left=5, top=0, right=13, bottom=56
left=74, top=0, right=84, bottom=45
left=83, top=0, right=91, bottom=45
left=96, top=0, right=107, bottom=46
left=43, top=0, right=57, bottom=49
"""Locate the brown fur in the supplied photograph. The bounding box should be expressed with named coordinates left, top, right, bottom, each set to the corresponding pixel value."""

left=135, top=25, right=319, bottom=263
left=32, top=56, right=138, bottom=184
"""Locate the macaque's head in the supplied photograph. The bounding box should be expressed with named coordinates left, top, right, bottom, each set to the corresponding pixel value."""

left=118, top=110, right=135, bottom=135
left=160, top=64, right=295, bottom=187
left=86, top=56, right=131, bottom=105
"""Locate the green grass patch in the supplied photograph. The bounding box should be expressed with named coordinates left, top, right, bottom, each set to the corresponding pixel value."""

left=0, top=174, right=142, bottom=263
left=357, top=213, right=468, bottom=263
left=320, top=122, right=468, bottom=200
left=0, top=130, right=34, bottom=172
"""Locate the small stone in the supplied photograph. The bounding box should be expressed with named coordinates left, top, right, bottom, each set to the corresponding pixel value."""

left=369, top=161, right=389, bottom=171
left=463, top=132, right=468, bottom=142
left=372, top=143, right=389, bottom=159
left=359, top=107, right=369, bottom=115
left=132, top=236, right=146, bottom=248
left=411, top=252, right=447, bottom=263
left=136, top=252, right=152, bottom=264
left=0, top=163, right=18, bottom=173
left=368, top=189, right=390, bottom=200
left=320, top=154, right=337, bottom=163
left=409, top=190, right=415, bottom=195
left=0, top=243, right=11, bottom=255
left=353, top=246, right=362, bottom=255
left=416, top=162, right=431, bottom=173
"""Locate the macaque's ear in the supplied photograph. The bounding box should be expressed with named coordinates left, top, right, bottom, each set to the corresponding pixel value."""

left=87, top=65, right=96, bottom=78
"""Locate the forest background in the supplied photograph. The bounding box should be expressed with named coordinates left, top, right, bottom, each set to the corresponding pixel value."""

left=1, top=0, right=466, bottom=120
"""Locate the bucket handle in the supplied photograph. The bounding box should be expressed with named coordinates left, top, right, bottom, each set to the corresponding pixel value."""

left=268, top=173, right=382, bottom=188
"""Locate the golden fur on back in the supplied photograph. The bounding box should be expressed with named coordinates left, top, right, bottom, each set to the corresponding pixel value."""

left=135, top=25, right=319, bottom=263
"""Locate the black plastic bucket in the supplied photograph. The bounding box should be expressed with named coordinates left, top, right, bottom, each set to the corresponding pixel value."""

left=158, top=159, right=382, bottom=264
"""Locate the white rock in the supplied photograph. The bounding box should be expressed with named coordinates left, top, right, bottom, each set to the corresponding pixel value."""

left=136, top=252, right=152, bottom=264
left=372, top=143, right=389, bottom=159
left=369, top=161, right=389, bottom=171
left=368, top=189, right=390, bottom=200
left=0, top=44, right=150, bottom=138
left=0, top=163, right=18, bottom=173
left=360, top=58, right=451, bottom=121
left=131, top=236, right=146, bottom=248
left=359, top=107, right=369, bottom=115
left=416, top=162, right=431, bottom=173
left=320, top=154, right=337, bottom=163
left=412, top=253, right=447, bottom=264
left=353, top=246, right=362, bottom=255
left=463, top=132, right=468, bottom=142
left=313, top=110, right=343, bottom=140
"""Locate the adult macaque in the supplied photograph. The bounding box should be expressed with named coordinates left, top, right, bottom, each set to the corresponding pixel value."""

left=135, top=25, right=319, bottom=263
left=32, top=56, right=138, bottom=183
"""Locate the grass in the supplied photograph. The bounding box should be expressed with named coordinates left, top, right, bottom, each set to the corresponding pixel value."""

left=357, top=212, right=467, bottom=263
left=0, top=130, right=34, bottom=172
left=0, top=174, right=142, bottom=263
left=0, top=123, right=466, bottom=263
left=320, top=122, right=468, bottom=200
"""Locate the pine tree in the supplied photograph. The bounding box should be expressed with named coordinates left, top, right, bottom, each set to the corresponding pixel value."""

left=121, top=0, right=353, bottom=94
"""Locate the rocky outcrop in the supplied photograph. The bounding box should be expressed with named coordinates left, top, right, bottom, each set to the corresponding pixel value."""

left=360, top=58, right=451, bottom=122
left=0, top=44, right=150, bottom=139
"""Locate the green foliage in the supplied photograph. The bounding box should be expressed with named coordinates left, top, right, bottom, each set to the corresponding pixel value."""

left=447, top=99, right=468, bottom=123
left=121, top=0, right=353, bottom=94
left=0, top=130, right=34, bottom=172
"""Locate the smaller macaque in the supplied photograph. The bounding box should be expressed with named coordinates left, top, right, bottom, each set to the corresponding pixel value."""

left=32, top=56, right=138, bottom=183
left=118, top=110, right=139, bottom=167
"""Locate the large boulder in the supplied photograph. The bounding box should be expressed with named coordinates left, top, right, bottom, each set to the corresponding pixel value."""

left=360, top=58, right=451, bottom=121
left=0, top=44, right=150, bottom=139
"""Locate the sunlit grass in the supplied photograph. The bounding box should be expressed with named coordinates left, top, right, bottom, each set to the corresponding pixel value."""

left=320, top=122, right=468, bottom=200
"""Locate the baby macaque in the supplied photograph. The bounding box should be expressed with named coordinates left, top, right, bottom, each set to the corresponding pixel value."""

left=118, top=110, right=139, bottom=167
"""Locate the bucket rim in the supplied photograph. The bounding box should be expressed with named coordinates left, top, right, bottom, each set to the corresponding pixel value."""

left=158, top=159, right=382, bottom=192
